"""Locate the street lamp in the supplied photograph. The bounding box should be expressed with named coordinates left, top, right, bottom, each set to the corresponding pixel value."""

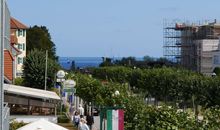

left=56, top=70, right=66, bottom=115
left=63, top=79, right=76, bottom=103
left=212, top=72, right=216, bottom=77
left=114, top=90, right=120, bottom=96
left=63, top=79, right=76, bottom=118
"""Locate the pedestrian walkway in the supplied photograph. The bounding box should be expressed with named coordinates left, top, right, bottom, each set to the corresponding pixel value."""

left=58, top=123, right=77, bottom=130
left=92, top=116, right=100, bottom=130
left=61, top=116, right=100, bottom=130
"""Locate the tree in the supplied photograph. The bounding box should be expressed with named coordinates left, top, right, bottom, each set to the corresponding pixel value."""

left=115, top=57, right=136, bottom=66
left=99, top=57, right=114, bottom=67
left=70, top=60, right=76, bottom=71
left=27, top=25, right=57, bottom=60
left=143, top=55, right=154, bottom=62
left=71, top=67, right=220, bottom=129
left=23, top=49, right=59, bottom=90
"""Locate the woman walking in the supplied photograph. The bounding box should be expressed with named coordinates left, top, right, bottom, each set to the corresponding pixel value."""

left=78, top=118, right=90, bottom=130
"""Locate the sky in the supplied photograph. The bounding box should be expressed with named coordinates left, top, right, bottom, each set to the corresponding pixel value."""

left=7, top=0, right=220, bottom=57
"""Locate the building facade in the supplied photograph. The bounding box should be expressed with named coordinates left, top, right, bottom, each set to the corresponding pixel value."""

left=10, top=18, right=28, bottom=77
left=164, top=20, right=220, bottom=75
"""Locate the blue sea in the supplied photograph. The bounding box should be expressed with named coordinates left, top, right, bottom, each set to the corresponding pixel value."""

left=59, top=57, right=102, bottom=70
left=59, top=57, right=143, bottom=70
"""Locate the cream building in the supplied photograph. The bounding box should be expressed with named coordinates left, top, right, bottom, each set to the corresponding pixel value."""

left=10, top=18, right=28, bottom=77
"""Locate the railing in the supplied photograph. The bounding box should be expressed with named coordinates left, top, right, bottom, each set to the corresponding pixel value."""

left=3, top=103, right=10, bottom=130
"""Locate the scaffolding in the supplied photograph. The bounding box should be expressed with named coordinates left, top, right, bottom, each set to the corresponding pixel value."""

left=163, top=19, right=220, bottom=73
left=163, top=19, right=182, bottom=63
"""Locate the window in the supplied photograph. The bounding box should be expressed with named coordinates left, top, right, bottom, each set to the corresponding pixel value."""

left=18, top=57, right=23, bottom=64
left=23, top=43, right=25, bottom=51
left=23, top=30, right=26, bottom=37
left=18, top=44, right=22, bottom=50
left=214, top=55, right=219, bottom=65
left=17, top=29, right=23, bottom=37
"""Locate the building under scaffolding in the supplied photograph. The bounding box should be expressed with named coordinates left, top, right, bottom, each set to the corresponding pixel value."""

left=163, top=20, right=220, bottom=74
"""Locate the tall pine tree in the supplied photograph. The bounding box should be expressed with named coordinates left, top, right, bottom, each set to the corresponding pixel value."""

left=27, top=25, right=57, bottom=60
left=23, top=49, right=59, bottom=89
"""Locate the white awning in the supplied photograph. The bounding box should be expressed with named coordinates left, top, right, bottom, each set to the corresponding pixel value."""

left=17, top=119, right=68, bottom=130
left=4, top=84, right=60, bottom=100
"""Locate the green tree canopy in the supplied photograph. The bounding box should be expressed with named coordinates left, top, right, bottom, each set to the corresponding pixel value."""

left=27, top=25, right=57, bottom=60
left=143, top=55, right=155, bottom=62
left=116, top=57, right=136, bottom=66
left=23, top=49, right=59, bottom=90
left=99, top=57, right=114, bottom=67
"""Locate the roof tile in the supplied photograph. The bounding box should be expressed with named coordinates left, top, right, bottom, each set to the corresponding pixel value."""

left=10, top=17, right=28, bottom=29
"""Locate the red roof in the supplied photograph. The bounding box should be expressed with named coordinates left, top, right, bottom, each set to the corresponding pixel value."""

left=10, top=17, right=28, bottom=29
left=4, top=50, right=14, bottom=81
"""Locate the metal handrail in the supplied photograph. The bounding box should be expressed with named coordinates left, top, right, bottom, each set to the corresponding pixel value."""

left=3, top=102, right=9, bottom=130
left=4, top=108, right=9, bottom=119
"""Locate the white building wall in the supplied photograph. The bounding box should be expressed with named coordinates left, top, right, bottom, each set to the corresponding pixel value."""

left=212, top=39, right=220, bottom=72
left=201, top=39, right=219, bottom=51
left=15, top=29, right=26, bottom=77
left=194, top=39, right=219, bottom=74
left=213, top=51, right=220, bottom=68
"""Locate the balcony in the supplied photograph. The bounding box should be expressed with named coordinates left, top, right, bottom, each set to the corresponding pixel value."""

left=10, top=35, right=18, bottom=44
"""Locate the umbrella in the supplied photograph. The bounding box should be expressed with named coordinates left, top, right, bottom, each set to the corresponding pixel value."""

left=17, top=119, right=68, bottom=130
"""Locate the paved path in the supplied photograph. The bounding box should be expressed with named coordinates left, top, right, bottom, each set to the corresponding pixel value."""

left=92, top=116, right=108, bottom=130
left=92, top=116, right=100, bottom=130
left=58, top=123, right=77, bottom=130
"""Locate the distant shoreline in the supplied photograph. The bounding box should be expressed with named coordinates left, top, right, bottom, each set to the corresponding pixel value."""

left=58, top=57, right=144, bottom=70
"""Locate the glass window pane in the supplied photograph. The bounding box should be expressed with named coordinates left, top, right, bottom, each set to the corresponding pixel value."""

left=23, top=43, right=25, bottom=51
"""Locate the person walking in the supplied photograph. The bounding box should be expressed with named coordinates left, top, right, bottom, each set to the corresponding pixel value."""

left=70, top=106, right=75, bottom=122
left=74, top=111, right=80, bottom=128
left=86, top=113, right=94, bottom=130
left=78, top=104, right=85, bottom=118
left=78, top=118, right=90, bottom=130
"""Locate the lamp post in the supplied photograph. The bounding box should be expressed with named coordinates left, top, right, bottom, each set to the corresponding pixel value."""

left=56, top=70, right=66, bottom=115
left=212, top=72, right=216, bottom=77
left=114, top=90, right=120, bottom=96
left=44, top=50, right=48, bottom=90
left=63, top=79, right=76, bottom=116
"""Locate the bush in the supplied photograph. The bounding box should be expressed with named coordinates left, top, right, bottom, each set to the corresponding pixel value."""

left=10, top=120, right=27, bottom=130
left=58, top=114, right=70, bottom=123
left=14, top=77, right=24, bottom=86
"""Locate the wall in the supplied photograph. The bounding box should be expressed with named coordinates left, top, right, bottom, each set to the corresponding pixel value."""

left=195, top=39, right=219, bottom=74
left=15, top=29, right=26, bottom=76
